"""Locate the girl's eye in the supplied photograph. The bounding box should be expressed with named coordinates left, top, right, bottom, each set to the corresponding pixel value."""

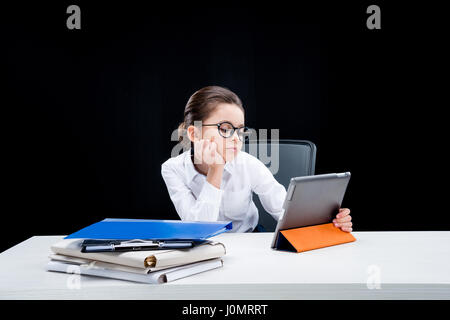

left=220, top=128, right=233, bottom=136
left=219, top=123, right=233, bottom=136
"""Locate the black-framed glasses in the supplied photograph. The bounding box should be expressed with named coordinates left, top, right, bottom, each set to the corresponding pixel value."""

left=202, top=121, right=251, bottom=141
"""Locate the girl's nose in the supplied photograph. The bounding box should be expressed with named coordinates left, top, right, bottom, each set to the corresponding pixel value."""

left=231, top=130, right=240, bottom=142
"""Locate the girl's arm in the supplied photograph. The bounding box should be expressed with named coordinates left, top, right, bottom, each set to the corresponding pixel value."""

left=161, top=162, right=223, bottom=221
left=250, top=158, right=287, bottom=221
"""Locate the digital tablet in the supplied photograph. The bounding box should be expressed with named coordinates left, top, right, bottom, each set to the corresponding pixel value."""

left=271, top=172, right=351, bottom=248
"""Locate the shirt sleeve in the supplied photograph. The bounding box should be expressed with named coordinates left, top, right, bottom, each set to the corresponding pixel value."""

left=161, top=162, right=224, bottom=221
left=250, top=158, right=287, bottom=221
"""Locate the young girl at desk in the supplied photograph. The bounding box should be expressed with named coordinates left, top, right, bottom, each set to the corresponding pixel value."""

left=161, top=86, right=352, bottom=233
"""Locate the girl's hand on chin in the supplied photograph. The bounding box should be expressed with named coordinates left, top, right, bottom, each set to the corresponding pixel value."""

left=194, top=136, right=225, bottom=169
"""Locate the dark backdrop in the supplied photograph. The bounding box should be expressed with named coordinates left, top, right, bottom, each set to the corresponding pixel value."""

left=2, top=1, right=447, bottom=252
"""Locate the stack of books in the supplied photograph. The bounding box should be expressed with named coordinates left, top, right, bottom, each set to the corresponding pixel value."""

left=46, top=218, right=232, bottom=284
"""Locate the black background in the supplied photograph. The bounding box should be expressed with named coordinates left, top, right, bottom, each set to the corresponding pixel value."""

left=1, top=1, right=448, bottom=253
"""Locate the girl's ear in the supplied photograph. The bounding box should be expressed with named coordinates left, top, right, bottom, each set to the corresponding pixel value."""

left=186, top=125, right=201, bottom=142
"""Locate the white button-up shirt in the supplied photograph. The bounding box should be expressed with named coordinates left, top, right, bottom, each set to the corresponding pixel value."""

left=161, top=149, right=287, bottom=232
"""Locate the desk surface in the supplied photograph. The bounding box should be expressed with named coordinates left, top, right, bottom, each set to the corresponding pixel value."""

left=1, top=232, right=449, bottom=299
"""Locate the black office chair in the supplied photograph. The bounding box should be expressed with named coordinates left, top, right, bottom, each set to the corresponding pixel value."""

left=243, top=139, right=317, bottom=232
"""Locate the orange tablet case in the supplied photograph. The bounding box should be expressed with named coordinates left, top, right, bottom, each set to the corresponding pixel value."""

left=275, top=223, right=356, bottom=253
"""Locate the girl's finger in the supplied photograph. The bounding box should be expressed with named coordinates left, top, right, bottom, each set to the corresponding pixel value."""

left=336, top=208, right=350, bottom=219
left=194, top=140, right=204, bottom=162
left=334, top=221, right=352, bottom=228
left=204, top=140, right=213, bottom=164
left=209, top=143, right=216, bottom=159
left=339, top=222, right=353, bottom=228
left=203, top=139, right=210, bottom=152
left=209, top=137, right=215, bottom=152
left=334, top=215, right=352, bottom=223
left=210, top=141, right=217, bottom=152
left=341, top=227, right=353, bottom=233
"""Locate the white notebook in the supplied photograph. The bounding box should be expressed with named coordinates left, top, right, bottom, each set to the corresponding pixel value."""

left=50, top=239, right=226, bottom=269
left=49, top=254, right=167, bottom=274
left=46, top=258, right=223, bottom=284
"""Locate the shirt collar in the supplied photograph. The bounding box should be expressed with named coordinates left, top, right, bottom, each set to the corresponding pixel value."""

left=184, top=149, right=236, bottom=183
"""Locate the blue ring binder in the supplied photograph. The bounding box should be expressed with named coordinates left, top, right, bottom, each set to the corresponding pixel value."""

left=64, top=218, right=233, bottom=241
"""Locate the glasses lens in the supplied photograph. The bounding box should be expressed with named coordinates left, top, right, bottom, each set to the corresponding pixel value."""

left=238, top=127, right=250, bottom=141
left=218, top=123, right=234, bottom=137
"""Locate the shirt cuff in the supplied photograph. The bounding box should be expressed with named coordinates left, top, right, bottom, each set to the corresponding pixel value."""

left=198, top=180, right=224, bottom=206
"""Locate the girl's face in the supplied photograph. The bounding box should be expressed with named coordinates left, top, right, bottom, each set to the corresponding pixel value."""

left=196, top=103, right=245, bottom=163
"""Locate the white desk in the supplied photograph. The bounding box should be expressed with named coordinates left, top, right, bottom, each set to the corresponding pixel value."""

left=0, top=232, right=449, bottom=299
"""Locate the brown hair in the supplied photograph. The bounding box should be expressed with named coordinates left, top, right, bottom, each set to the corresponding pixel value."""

left=177, top=86, right=244, bottom=148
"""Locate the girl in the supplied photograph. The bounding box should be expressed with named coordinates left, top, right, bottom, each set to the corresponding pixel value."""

left=161, top=86, right=352, bottom=233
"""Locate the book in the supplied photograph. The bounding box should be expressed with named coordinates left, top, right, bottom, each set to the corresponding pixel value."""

left=46, top=258, right=223, bottom=284
left=64, top=218, right=233, bottom=241
left=50, top=238, right=226, bottom=269
left=49, top=254, right=170, bottom=274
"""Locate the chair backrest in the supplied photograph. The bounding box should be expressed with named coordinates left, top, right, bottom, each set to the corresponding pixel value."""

left=243, top=139, right=317, bottom=231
